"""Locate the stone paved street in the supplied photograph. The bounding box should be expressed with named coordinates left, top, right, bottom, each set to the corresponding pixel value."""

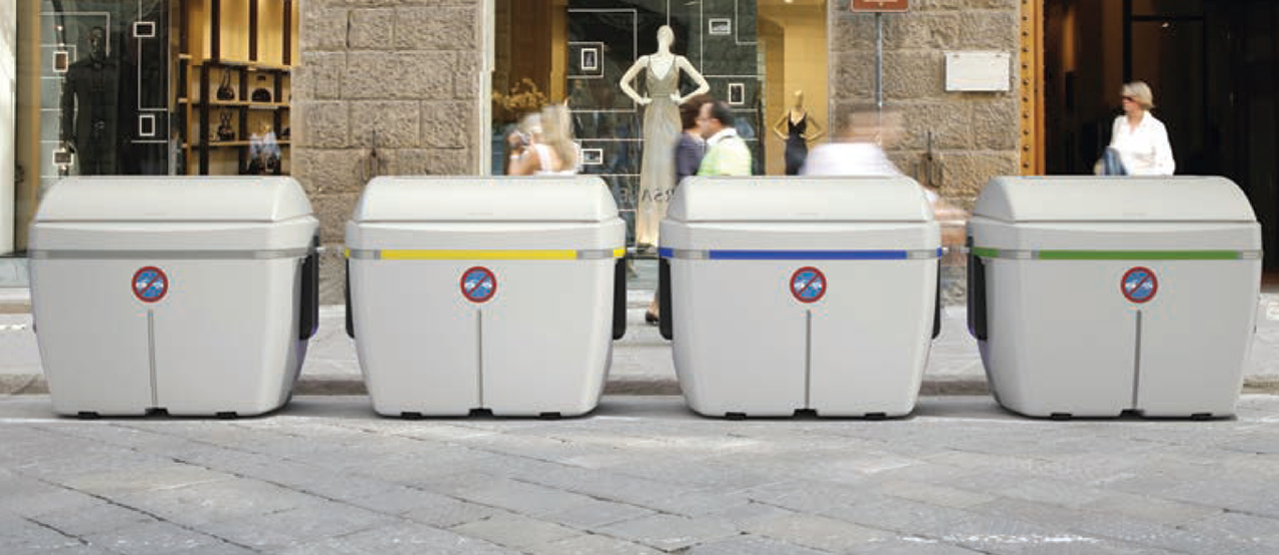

left=2, top=395, right=1278, bottom=555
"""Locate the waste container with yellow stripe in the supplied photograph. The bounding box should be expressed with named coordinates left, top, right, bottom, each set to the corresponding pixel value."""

left=345, top=177, right=626, bottom=417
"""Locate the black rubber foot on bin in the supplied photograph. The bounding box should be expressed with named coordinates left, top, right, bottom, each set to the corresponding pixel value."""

left=469, top=408, right=494, bottom=417
left=1050, top=412, right=1073, bottom=421
left=539, top=412, right=562, bottom=420
left=400, top=412, right=425, bottom=420
left=146, top=408, right=169, bottom=417
left=1191, top=413, right=1213, bottom=421
left=725, top=412, right=747, bottom=420
left=793, top=409, right=817, bottom=418
left=864, top=412, right=887, bottom=420
left=215, top=411, right=237, bottom=419
left=76, top=412, right=100, bottom=419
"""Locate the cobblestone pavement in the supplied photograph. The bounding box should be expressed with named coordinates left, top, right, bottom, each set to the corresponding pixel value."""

left=2, top=395, right=1278, bottom=555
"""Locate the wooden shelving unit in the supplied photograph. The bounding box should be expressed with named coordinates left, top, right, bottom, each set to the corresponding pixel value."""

left=176, top=0, right=297, bottom=176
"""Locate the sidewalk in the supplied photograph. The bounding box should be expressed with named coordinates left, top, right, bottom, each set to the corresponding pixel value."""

left=5, top=286, right=1279, bottom=396
left=1, top=394, right=1277, bottom=554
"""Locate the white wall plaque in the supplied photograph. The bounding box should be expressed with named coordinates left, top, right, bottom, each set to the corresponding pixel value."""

left=944, top=51, right=1011, bottom=92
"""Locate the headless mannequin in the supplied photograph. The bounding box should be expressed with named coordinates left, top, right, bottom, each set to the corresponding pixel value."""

left=772, top=90, right=824, bottom=175
left=618, top=26, right=710, bottom=250
left=61, top=26, right=121, bottom=175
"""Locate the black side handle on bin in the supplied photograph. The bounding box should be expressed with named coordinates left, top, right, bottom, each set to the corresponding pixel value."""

left=613, top=257, right=627, bottom=340
left=933, top=258, right=942, bottom=339
left=967, top=237, right=988, bottom=341
left=298, top=236, right=320, bottom=341
left=658, top=257, right=673, bottom=341
left=344, top=257, right=355, bottom=339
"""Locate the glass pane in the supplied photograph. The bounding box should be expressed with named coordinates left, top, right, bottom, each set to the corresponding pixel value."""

left=37, top=0, right=170, bottom=184
left=494, top=0, right=810, bottom=248
left=1131, top=20, right=1205, bottom=173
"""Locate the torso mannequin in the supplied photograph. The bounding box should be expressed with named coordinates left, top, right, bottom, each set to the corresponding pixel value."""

left=619, top=26, right=710, bottom=251
left=772, top=91, right=825, bottom=175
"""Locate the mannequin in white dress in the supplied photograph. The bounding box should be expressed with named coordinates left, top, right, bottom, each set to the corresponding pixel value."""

left=619, top=25, right=710, bottom=251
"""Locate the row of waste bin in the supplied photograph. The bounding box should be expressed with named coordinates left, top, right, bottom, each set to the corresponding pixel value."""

left=27, top=175, right=1262, bottom=420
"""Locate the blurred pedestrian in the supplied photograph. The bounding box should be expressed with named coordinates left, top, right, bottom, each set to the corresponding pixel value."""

left=802, top=106, right=902, bottom=177
left=804, top=105, right=966, bottom=247
left=509, top=104, right=579, bottom=176
left=696, top=100, right=751, bottom=176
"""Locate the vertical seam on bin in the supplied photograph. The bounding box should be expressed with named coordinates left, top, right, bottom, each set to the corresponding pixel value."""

left=805, top=310, right=812, bottom=410
left=1132, top=310, right=1143, bottom=410
left=477, top=309, right=485, bottom=408
left=148, top=310, right=158, bottom=408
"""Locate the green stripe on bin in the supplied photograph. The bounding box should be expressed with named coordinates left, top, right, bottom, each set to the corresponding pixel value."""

left=970, top=247, right=1250, bottom=261
left=1036, top=250, right=1242, bottom=260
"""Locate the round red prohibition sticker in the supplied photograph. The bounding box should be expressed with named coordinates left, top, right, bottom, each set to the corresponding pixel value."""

left=1121, top=266, right=1158, bottom=304
left=790, top=267, right=827, bottom=303
left=460, top=267, right=497, bottom=303
left=132, top=266, right=169, bottom=303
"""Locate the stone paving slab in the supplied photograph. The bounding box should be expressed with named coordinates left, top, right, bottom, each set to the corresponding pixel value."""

left=1, top=395, right=1277, bottom=554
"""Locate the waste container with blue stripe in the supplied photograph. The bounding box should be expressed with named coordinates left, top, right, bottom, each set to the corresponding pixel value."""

left=659, top=177, right=942, bottom=417
left=968, top=176, right=1261, bottom=418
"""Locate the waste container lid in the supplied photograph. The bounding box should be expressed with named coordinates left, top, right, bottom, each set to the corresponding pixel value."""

left=665, top=176, right=934, bottom=223
left=975, top=176, right=1257, bottom=223
left=351, top=177, right=618, bottom=223
left=34, top=177, right=313, bottom=223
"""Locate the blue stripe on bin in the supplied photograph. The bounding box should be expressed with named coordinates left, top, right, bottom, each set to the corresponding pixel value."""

left=708, top=250, right=911, bottom=260
left=658, top=247, right=675, bottom=259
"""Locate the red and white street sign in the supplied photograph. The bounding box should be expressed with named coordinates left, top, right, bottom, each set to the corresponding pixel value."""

left=851, top=0, right=909, bottom=12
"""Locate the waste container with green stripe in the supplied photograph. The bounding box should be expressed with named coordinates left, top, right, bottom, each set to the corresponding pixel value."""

left=345, top=177, right=627, bottom=417
left=968, top=176, right=1261, bottom=418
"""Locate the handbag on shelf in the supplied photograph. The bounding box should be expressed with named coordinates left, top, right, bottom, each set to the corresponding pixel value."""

left=216, top=111, right=236, bottom=142
left=216, top=71, right=236, bottom=101
left=251, top=75, right=273, bottom=103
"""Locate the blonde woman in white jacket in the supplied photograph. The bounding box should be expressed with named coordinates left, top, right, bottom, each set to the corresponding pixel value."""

left=1103, top=81, right=1175, bottom=176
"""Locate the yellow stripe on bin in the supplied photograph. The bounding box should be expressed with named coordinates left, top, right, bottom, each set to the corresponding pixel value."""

left=613, top=248, right=626, bottom=258
left=380, top=249, right=580, bottom=261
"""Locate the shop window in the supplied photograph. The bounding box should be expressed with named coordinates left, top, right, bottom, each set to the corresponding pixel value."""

left=492, top=0, right=828, bottom=246
left=27, top=0, right=172, bottom=191
left=13, top=0, right=297, bottom=249
left=14, top=1, right=295, bottom=190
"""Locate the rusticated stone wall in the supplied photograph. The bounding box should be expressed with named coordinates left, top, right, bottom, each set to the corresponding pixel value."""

left=294, top=0, right=484, bottom=303
left=829, top=0, right=1022, bottom=212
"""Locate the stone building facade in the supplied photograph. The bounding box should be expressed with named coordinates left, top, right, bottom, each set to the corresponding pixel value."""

left=831, top=0, right=1021, bottom=211
left=294, top=0, right=1024, bottom=303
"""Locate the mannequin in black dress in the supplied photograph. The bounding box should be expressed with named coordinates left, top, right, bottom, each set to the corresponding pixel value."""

left=772, top=90, right=824, bottom=175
